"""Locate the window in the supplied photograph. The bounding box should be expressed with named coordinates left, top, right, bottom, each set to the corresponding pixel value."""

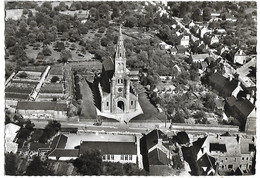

left=131, top=101, right=134, bottom=106
left=121, top=155, right=124, bottom=160
left=242, top=157, right=244, bottom=161
left=228, top=165, right=233, bottom=169
left=222, top=165, right=224, bottom=169
left=102, top=155, right=106, bottom=160
left=118, top=79, right=120, bottom=84
left=129, top=155, right=132, bottom=160
left=234, top=158, right=236, bottom=161
left=107, top=155, right=110, bottom=160
left=125, top=155, right=128, bottom=160
left=226, top=158, right=228, bottom=161
left=107, top=102, right=109, bottom=107
left=111, top=155, right=114, bottom=160
left=246, top=157, right=248, bottom=160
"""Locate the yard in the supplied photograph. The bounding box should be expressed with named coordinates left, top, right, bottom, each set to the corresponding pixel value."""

left=78, top=78, right=97, bottom=121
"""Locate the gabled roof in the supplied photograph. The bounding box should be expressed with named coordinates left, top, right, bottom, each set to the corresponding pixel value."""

left=50, top=134, right=68, bottom=150
left=220, top=132, right=231, bottom=137
left=231, top=167, right=243, bottom=175
left=208, top=72, right=226, bottom=88
left=193, top=136, right=207, bottom=155
left=48, top=148, right=79, bottom=157
left=79, top=141, right=137, bottom=155
left=148, top=148, right=169, bottom=165
left=197, top=153, right=216, bottom=175
left=234, top=99, right=255, bottom=118
left=102, top=57, right=114, bottom=71
left=209, top=143, right=227, bottom=152
left=16, top=101, right=67, bottom=111
left=145, top=129, right=169, bottom=150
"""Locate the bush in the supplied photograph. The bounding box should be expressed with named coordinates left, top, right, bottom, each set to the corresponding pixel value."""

left=51, top=76, right=60, bottom=83
left=17, top=71, right=28, bottom=78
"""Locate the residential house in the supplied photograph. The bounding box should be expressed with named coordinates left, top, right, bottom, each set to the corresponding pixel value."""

left=197, top=153, right=217, bottom=175
left=210, top=12, right=221, bottom=22
left=190, top=53, right=209, bottom=63
left=48, top=134, right=78, bottom=161
left=209, top=35, right=219, bottom=45
left=140, top=129, right=172, bottom=172
left=180, top=35, right=190, bottom=47
left=79, top=141, right=137, bottom=164
left=208, top=73, right=243, bottom=98
left=168, top=46, right=177, bottom=55
left=129, top=69, right=140, bottom=81
left=200, top=26, right=209, bottom=39
left=226, top=96, right=256, bottom=132
left=5, top=123, right=21, bottom=153
left=233, top=49, right=248, bottom=65
left=16, top=101, right=68, bottom=119
left=188, top=21, right=195, bottom=28
left=176, top=45, right=186, bottom=54
left=193, top=133, right=255, bottom=175
left=224, top=14, right=237, bottom=22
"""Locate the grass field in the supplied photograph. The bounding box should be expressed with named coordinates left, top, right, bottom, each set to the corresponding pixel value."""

left=79, top=78, right=97, bottom=121
left=130, top=92, right=165, bottom=122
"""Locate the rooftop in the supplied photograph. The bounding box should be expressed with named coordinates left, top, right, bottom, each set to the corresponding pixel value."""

left=79, top=141, right=137, bottom=155
left=148, top=148, right=169, bottom=165
left=16, top=101, right=68, bottom=111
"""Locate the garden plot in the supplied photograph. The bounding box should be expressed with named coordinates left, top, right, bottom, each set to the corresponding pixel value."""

left=40, top=83, right=64, bottom=94
left=5, top=82, right=36, bottom=94
left=14, top=71, right=42, bottom=81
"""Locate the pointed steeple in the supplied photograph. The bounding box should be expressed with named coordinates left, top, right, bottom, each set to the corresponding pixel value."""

left=115, top=25, right=126, bottom=60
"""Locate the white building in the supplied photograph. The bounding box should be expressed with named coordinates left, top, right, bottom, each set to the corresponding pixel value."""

left=5, top=123, right=21, bottom=153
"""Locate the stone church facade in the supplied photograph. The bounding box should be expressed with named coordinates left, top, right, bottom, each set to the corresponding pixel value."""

left=97, top=26, right=142, bottom=122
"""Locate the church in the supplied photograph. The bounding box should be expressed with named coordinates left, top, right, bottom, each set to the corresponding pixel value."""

left=96, top=26, right=143, bottom=123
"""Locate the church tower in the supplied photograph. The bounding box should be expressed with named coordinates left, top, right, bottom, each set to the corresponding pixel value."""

left=98, top=25, right=143, bottom=123
left=110, top=25, right=131, bottom=113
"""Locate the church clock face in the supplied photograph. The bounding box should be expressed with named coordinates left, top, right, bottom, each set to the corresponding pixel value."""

left=118, top=87, right=123, bottom=92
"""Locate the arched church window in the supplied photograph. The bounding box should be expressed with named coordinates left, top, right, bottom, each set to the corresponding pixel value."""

left=118, top=79, right=120, bottom=83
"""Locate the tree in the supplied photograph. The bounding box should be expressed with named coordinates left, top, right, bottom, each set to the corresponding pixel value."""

left=54, top=41, right=65, bottom=52
left=51, top=76, right=59, bottom=83
left=191, top=8, right=202, bottom=22
left=25, top=156, right=53, bottom=176
left=42, top=46, right=52, bottom=56
left=125, top=16, right=137, bottom=28
left=5, top=153, right=18, bottom=175
left=73, top=150, right=102, bottom=175
left=204, top=93, right=217, bottom=111
left=203, top=8, right=211, bottom=21
left=39, top=120, right=61, bottom=143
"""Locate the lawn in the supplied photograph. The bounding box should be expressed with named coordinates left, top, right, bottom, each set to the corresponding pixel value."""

left=79, top=78, right=97, bottom=121
left=130, top=92, right=165, bottom=122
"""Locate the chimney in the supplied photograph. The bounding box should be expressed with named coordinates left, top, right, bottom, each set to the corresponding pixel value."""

left=246, top=94, right=251, bottom=100
left=240, top=50, right=243, bottom=55
left=237, top=81, right=241, bottom=87
left=229, top=75, right=232, bottom=81
left=236, top=135, right=240, bottom=143
left=158, top=138, right=163, bottom=145
left=250, top=97, right=255, bottom=104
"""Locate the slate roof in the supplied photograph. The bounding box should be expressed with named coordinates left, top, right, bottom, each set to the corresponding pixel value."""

left=48, top=148, right=79, bottom=157
left=102, top=57, right=114, bottom=71
left=197, top=153, right=216, bottom=175
left=209, top=143, right=227, bottom=152
left=148, top=148, right=169, bottom=165
left=193, top=136, right=207, bottom=155
left=50, top=134, right=68, bottom=150
left=60, top=127, right=78, bottom=134
left=79, top=141, right=137, bottom=155
left=226, top=97, right=255, bottom=117
left=145, top=129, right=169, bottom=150
left=208, top=73, right=226, bottom=88
left=16, top=101, right=67, bottom=111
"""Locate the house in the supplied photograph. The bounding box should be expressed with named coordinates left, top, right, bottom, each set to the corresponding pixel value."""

left=5, top=123, right=21, bottom=153
left=224, top=14, right=237, bottom=22
left=226, top=96, right=256, bottom=132
left=200, top=26, right=209, bottom=39
left=208, top=73, right=243, bottom=98
left=47, top=134, right=79, bottom=161
left=233, top=49, right=248, bottom=65
left=16, top=101, right=68, bottom=119
left=168, top=46, right=177, bottom=55
left=180, top=35, right=190, bottom=47
left=176, top=45, right=186, bottom=54
left=140, top=129, right=172, bottom=172
left=79, top=141, right=137, bottom=164
left=197, top=153, right=217, bottom=175
left=129, top=69, right=140, bottom=81
left=209, top=35, right=219, bottom=45
left=188, top=21, right=195, bottom=28
left=193, top=133, right=255, bottom=175
left=190, top=54, right=209, bottom=63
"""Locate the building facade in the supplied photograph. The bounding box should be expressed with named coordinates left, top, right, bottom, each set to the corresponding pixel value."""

left=97, top=26, right=143, bottom=123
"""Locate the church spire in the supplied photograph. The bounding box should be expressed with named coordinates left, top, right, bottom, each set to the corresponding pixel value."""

left=115, top=25, right=126, bottom=60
